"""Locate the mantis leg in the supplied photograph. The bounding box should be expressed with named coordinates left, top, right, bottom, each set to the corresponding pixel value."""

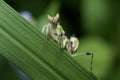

left=72, top=52, right=93, bottom=72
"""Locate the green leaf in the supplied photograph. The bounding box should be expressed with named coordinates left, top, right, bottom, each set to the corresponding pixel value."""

left=0, top=0, right=97, bottom=80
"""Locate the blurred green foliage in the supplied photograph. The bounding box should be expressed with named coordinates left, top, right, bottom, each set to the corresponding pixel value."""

left=0, top=0, right=120, bottom=80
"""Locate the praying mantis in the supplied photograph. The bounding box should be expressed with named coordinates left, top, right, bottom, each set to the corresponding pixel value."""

left=42, top=13, right=93, bottom=72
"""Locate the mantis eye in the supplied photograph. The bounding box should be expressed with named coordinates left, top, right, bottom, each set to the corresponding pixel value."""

left=47, top=13, right=59, bottom=24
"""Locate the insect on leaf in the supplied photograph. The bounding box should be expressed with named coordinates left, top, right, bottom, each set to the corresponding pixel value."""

left=0, top=0, right=97, bottom=80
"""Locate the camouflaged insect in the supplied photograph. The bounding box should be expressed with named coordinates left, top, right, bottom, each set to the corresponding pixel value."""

left=42, top=13, right=93, bottom=72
